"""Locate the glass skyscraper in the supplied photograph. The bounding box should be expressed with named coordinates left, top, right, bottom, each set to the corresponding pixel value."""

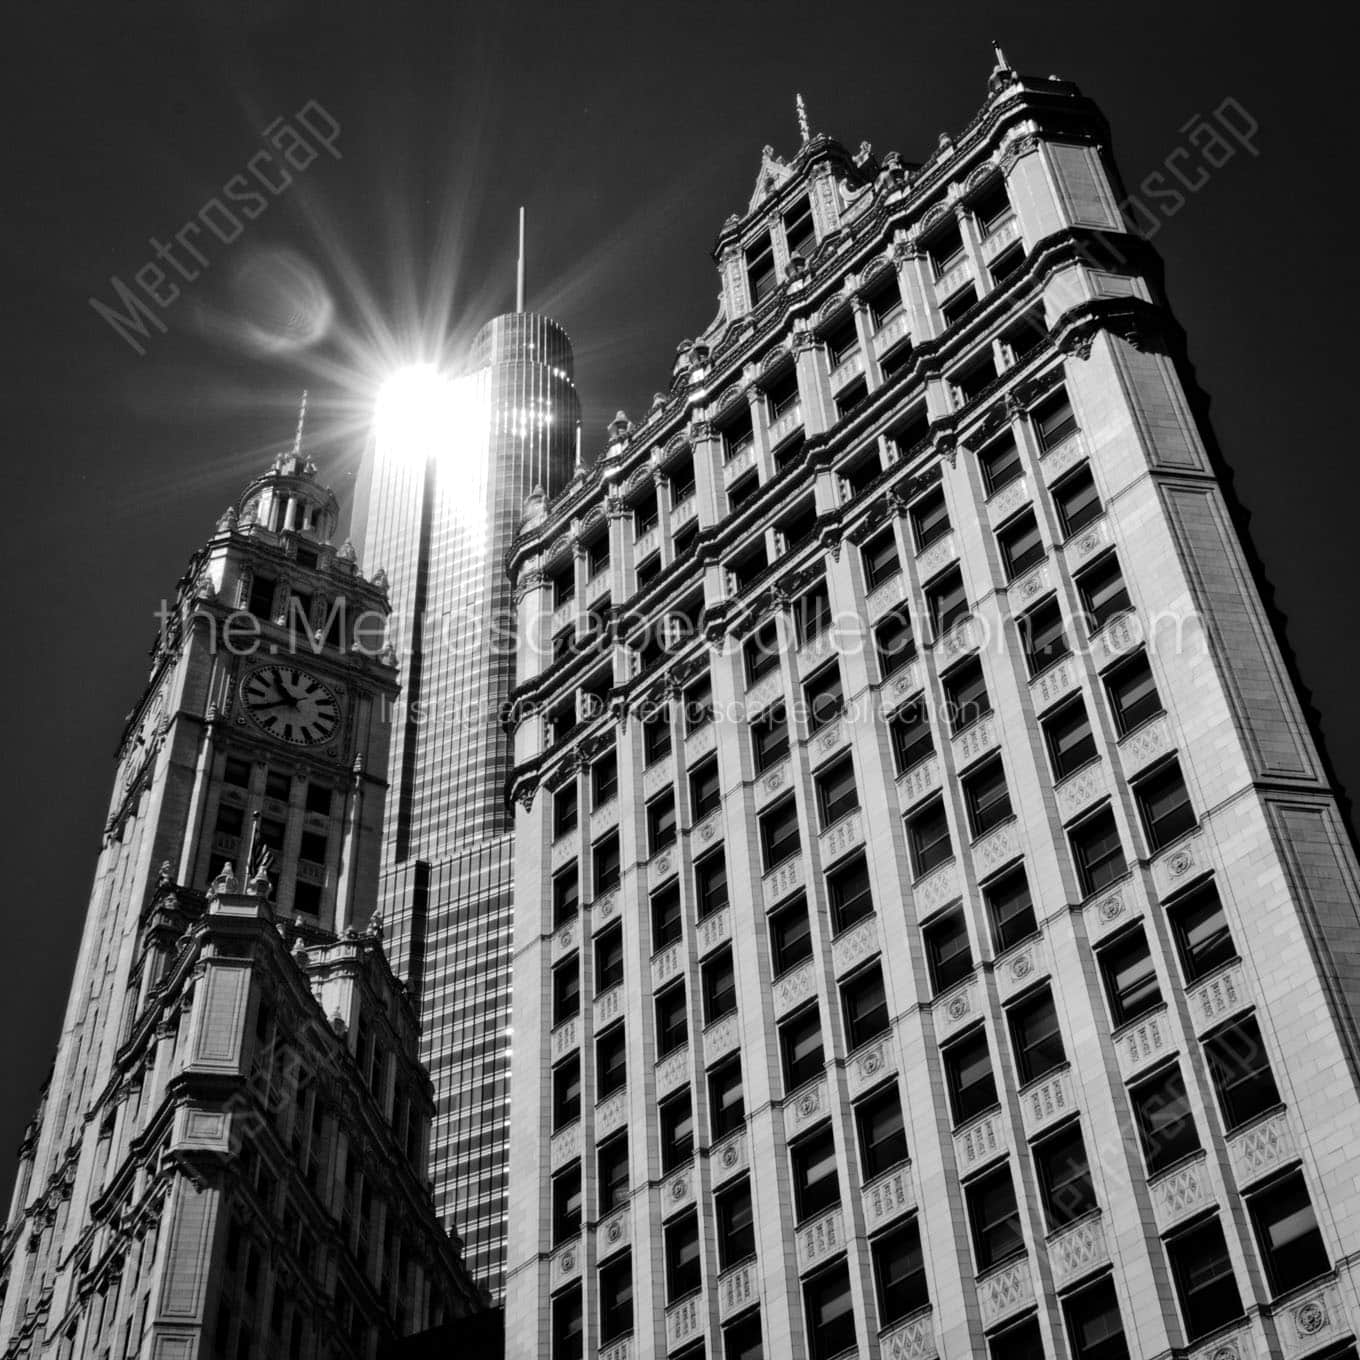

left=363, top=312, right=580, bottom=1297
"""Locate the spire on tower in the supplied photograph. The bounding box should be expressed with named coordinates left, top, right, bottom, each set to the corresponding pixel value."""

left=993, top=40, right=1010, bottom=69
left=516, top=207, right=526, bottom=314
left=292, top=389, right=309, bottom=457
left=796, top=93, right=811, bottom=145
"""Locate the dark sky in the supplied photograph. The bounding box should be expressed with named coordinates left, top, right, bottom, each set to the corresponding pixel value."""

left=0, top=0, right=1354, bottom=1161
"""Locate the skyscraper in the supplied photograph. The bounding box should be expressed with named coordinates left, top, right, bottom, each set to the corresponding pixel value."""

left=503, top=59, right=1360, bottom=1360
left=0, top=434, right=485, bottom=1359
left=363, top=311, right=581, bottom=1296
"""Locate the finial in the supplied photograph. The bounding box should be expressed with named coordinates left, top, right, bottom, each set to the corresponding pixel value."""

left=292, top=390, right=308, bottom=457
left=993, top=40, right=1010, bottom=69
left=574, top=423, right=583, bottom=469
left=796, top=93, right=811, bottom=145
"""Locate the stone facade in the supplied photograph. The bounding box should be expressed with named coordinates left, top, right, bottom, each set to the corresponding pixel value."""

left=502, top=59, right=1360, bottom=1360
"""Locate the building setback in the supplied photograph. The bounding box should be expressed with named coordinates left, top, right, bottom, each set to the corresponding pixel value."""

left=361, top=312, right=581, bottom=1297
left=502, top=57, right=1360, bottom=1360
left=0, top=438, right=485, bottom=1358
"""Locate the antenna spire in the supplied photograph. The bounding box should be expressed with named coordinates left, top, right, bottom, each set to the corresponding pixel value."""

left=574, top=422, right=582, bottom=469
left=292, top=389, right=309, bottom=456
left=796, top=93, right=811, bottom=144
left=516, top=207, right=526, bottom=313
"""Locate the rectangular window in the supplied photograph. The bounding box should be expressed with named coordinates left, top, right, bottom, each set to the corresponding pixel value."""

left=703, top=947, right=738, bottom=1025
left=827, top=853, right=874, bottom=933
left=1248, top=1171, right=1330, bottom=1296
left=1205, top=1014, right=1281, bottom=1129
left=784, top=196, right=816, bottom=260
left=985, top=867, right=1037, bottom=953
left=744, top=619, right=781, bottom=685
left=1063, top=1276, right=1130, bottom=1360
left=593, top=831, right=621, bottom=896
left=722, top=410, right=755, bottom=464
left=796, top=581, right=832, bottom=647
left=1054, top=464, right=1103, bottom=537
left=804, top=663, right=844, bottom=733
left=665, top=1211, right=701, bottom=1302
left=873, top=1218, right=928, bottom=1325
left=967, top=1165, right=1025, bottom=1271
left=647, top=791, right=677, bottom=856
left=861, top=532, right=901, bottom=595
left=551, top=564, right=576, bottom=608
left=553, top=784, right=578, bottom=838
left=1044, top=699, right=1098, bottom=780
left=659, top=1091, right=694, bottom=1171
left=592, top=751, right=618, bottom=808
left=998, top=510, right=1045, bottom=581
left=765, top=366, right=800, bottom=418
left=971, top=179, right=1012, bottom=232
left=668, top=454, right=696, bottom=505
left=552, top=957, right=580, bottom=1026
left=964, top=757, right=1013, bottom=837
left=696, top=848, right=730, bottom=919
left=632, top=491, right=659, bottom=536
left=594, top=925, right=624, bottom=993
left=596, top=1025, right=627, bottom=1096
left=1077, top=554, right=1133, bottom=631
left=224, top=756, right=252, bottom=787
left=1002, top=306, right=1048, bottom=363
left=247, top=575, right=277, bottom=620
left=1166, top=1217, right=1242, bottom=1342
left=926, top=567, right=969, bottom=636
left=980, top=432, right=1022, bottom=495
left=716, top=1178, right=756, bottom=1270
left=890, top=701, right=933, bottom=775
left=804, top=1261, right=856, bottom=1360
left=599, top=1254, right=634, bottom=1345
left=552, top=864, right=579, bottom=928
left=866, top=273, right=903, bottom=328
left=834, top=378, right=868, bottom=423
left=586, top=535, right=610, bottom=578
left=643, top=712, right=671, bottom=764
left=709, top=1057, right=745, bottom=1139
left=726, top=470, right=759, bottom=515
left=598, top=1135, right=628, bottom=1213
left=791, top=1126, right=840, bottom=1220
left=655, top=983, right=688, bottom=1057
left=940, top=284, right=977, bottom=327
left=888, top=405, right=930, bottom=460
left=781, top=1005, right=825, bottom=1091
left=856, top=1085, right=909, bottom=1179
left=1020, top=597, right=1069, bottom=675
left=989, top=242, right=1025, bottom=286
left=551, top=1164, right=582, bottom=1245
left=875, top=605, right=917, bottom=676
left=760, top=797, right=801, bottom=872
left=1034, top=388, right=1078, bottom=451
left=1035, top=1123, right=1096, bottom=1229
left=552, top=1056, right=581, bottom=1130
left=1132, top=1064, right=1201, bottom=1173
left=552, top=1286, right=584, bottom=1360
left=815, top=754, right=859, bottom=828
left=822, top=312, right=859, bottom=367
left=842, top=963, right=890, bottom=1048
left=927, top=218, right=964, bottom=277
left=1009, top=987, right=1066, bottom=1084
left=954, top=352, right=997, bottom=405
left=304, top=781, right=331, bottom=815
left=1104, top=650, right=1161, bottom=735
left=944, top=657, right=991, bottom=733
left=945, top=1031, right=998, bottom=1124
left=771, top=894, right=813, bottom=975
left=723, top=1312, right=763, bottom=1360
left=689, top=756, right=721, bottom=821
left=908, top=799, right=953, bottom=878
left=924, top=907, right=972, bottom=995
left=1134, top=761, right=1196, bottom=850
left=1099, top=927, right=1164, bottom=1026
left=1168, top=880, right=1236, bottom=982
left=683, top=673, right=713, bottom=733
left=910, top=489, right=951, bottom=550
left=651, top=882, right=682, bottom=950
left=989, top=1317, right=1043, bottom=1359
left=746, top=233, right=777, bottom=303
left=1070, top=808, right=1126, bottom=895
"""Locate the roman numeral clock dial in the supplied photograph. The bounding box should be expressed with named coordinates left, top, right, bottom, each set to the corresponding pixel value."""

left=240, top=665, right=340, bottom=746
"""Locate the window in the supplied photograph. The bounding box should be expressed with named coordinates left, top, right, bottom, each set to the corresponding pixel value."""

left=771, top=895, right=813, bottom=974
left=594, top=925, right=624, bottom=993
left=1035, top=1123, right=1096, bottom=1229
left=823, top=312, right=860, bottom=367
left=551, top=1164, right=582, bottom=1245
left=858, top=533, right=901, bottom=596
left=1009, top=987, right=1066, bottom=1083
left=796, top=581, right=832, bottom=647
left=805, top=1262, right=856, bottom=1360
left=924, top=908, right=972, bottom=995
left=1104, top=651, right=1160, bottom=734
left=1063, top=1276, right=1130, bottom=1360
left=967, top=1165, right=1025, bottom=1271
left=224, top=756, right=252, bottom=787
left=998, top=510, right=1045, bottom=581
left=888, top=405, right=930, bottom=459
left=716, top=1179, right=755, bottom=1269
left=744, top=619, right=781, bottom=684
left=980, top=432, right=1022, bottom=494
left=781, top=1005, right=824, bottom=1090
left=791, top=1127, right=840, bottom=1219
left=264, top=768, right=291, bottom=802
left=709, top=1057, right=745, bottom=1138
left=1099, top=928, right=1163, bottom=1026
left=971, top=178, right=1012, bottom=232
left=828, top=854, right=873, bottom=932
left=940, top=284, right=977, bottom=327
left=1019, top=598, right=1068, bottom=675
left=875, top=606, right=916, bottom=676
left=1167, top=880, right=1236, bottom=982
left=927, top=218, right=964, bottom=276
left=665, top=1212, right=701, bottom=1302
left=552, top=1057, right=581, bottom=1130
left=1131, top=1064, right=1200, bottom=1173
left=760, top=797, right=801, bottom=871
left=1077, top=554, right=1132, bottom=631
left=926, top=567, right=969, bottom=636
left=304, top=780, right=331, bottom=816
left=954, top=352, right=997, bottom=405
left=910, top=489, right=950, bottom=550
left=1054, top=465, right=1103, bottom=537
left=943, top=658, right=991, bottom=733
left=815, top=755, right=859, bottom=828
left=552, top=957, right=580, bottom=1025
left=647, top=791, right=677, bottom=855
left=703, top=948, right=738, bottom=1024
left=746, top=233, right=777, bottom=303
left=1134, top=761, right=1196, bottom=850
left=872, top=1219, right=928, bottom=1326
left=655, top=983, right=688, bottom=1057
left=856, top=1085, right=909, bottom=1178
left=784, top=195, right=816, bottom=259
left=1002, top=306, right=1047, bottom=362
left=989, top=242, right=1025, bottom=285
left=552, top=864, right=579, bottom=928
left=804, top=664, right=844, bottom=733
left=633, top=491, right=659, bottom=536
left=964, top=757, right=1013, bottom=837
left=989, top=1316, right=1044, bottom=1359
left=908, top=799, right=953, bottom=877
left=1044, top=699, right=1098, bottom=780
left=550, top=564, right=576, bottom=609
left=1033, top=388, right=1078, bottom=451
left=247, top=575, right=276, bottom=619
left=1205, top=1014, right=1280, bottom=1129
left=985, top=867, right=1037, bottom=952
left=722, top=410, right=755, bottom=464
left=1248, top=1171, right=1329, bottom=1296
left=593, top=832, right=621, bottom=896
left=723, top=1312, right=763, bottom=1360
left=553, top=784, right=578, bottom=838
left=1070, top=808, right=1126, bottom=895
left=660, top=1092, right=694, bottom=1171
left=840, top=448, right=880, bottom=499
left=586, top=535, right=610, bottom=578
left=552, top=1286, right=584, bottom=1360
left=596, top=1026, right=627, bottom=1096
left=652, top=882, right=682, bottom=950
left=842, top=964, right=890, bottom=1048
left=592, top=752, right=618, bottom=808
left=696, top=849, right=730, bottom=919
left=765, top=366, right=800, bottom=419
left=727, top=470, right=760, bottom=514
left=689, top=756, right=721, bottom=820
left=1166, top=1217, right=1242, bottom=1341
left=598, top=1254, right=634, bottom=1345
left=944, top=1031, right=998, bottom=1124
left=643, top=711, right=671, bottom=764
left=598, top=1135, right=629, bottom=1213
left=668, top=454, right=696, bottom=505
left=683, top=673, right=713, bottom=733
left=890, top=702, right=933, bottom=774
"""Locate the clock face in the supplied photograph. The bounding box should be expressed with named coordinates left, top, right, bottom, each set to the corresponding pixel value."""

left=240, top=665, right=340, bottom=746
